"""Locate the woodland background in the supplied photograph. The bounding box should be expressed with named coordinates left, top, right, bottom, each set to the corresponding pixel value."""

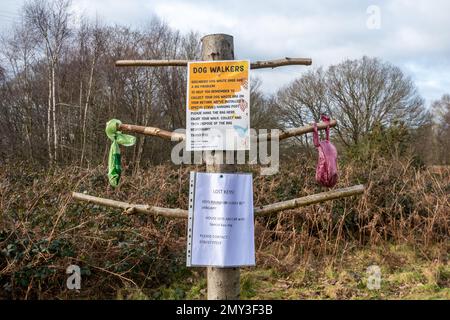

left=0, top=0, right=448, bottom=299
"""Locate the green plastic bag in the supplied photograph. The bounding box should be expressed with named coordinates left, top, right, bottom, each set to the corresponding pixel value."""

left=105, top=119, right=136, bottom=187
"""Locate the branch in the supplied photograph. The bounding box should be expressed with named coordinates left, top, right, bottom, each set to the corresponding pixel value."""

left=251, top=57, right=312, bottom=69
left=118, top=120, right=337, bottom=143
left=254, top=184, right=365, bottom=216
left=115, top=57, right=312, bottom=69
left=256, top=120, right=337, bottom=141
left=118, top=123, right=185, bottom=142
left=115, top=59, right=188, bottom=67
left=71, top=192, right=188, bottom=219
left=71, top=184, right=364, bottom=219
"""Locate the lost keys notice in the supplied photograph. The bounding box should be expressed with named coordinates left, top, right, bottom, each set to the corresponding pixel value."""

left=187, top=172, right=255, bottom=267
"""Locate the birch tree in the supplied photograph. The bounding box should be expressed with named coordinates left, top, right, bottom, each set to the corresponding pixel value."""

left=24, top=0, right=72, bottom=162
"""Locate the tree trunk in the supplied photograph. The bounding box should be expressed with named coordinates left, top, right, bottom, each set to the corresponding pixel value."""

left=80, top=53, right=96, bottom=166
left=51, top=59, right=57, bottom=161
left=133, top=73, right=152, bottom=176
left=47, top=64, right=53, bottom=163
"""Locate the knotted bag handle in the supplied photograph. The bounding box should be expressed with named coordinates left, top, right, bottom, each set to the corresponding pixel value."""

left=321, top=114, right=330, bottom=141
left=313, top=114, right=331, bottom=146
left=313, top=123, right=320, bottom=147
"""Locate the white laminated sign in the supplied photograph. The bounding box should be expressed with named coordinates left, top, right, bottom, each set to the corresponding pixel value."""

left=187, top=172, right=255, bottom=267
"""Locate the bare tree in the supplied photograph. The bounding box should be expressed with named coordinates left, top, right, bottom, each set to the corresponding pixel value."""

left=277, top=56, right=426, bottom=146
left=432, top=94, right=450, bottom=123
left=0, top=11, right=190, bottom=166
left=78, top=19, right=105, bottom=166
left=431, top=94, right=450, bottom=164
left=250, top=77, right=280, bottom=130
left=24, top=0, right=72, bottom=162
left=1, top=18, right=39, bottom=160
left=277, top=68, right=328, bottom=146
left=2, top=4, right=438, bottom=169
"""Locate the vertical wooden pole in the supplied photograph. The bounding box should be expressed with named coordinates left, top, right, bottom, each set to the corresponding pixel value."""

left=200, top=34, right=240, bottom=300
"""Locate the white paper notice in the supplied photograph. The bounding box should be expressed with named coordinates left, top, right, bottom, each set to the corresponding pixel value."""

left=187, top=172, right=255, bottom=267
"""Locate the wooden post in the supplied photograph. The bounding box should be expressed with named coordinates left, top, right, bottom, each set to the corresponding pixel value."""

left=200, top=34, right=240, bottom=300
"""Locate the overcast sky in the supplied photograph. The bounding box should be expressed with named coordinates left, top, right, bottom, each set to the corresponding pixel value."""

left=1, top=0, right=449, bottom=105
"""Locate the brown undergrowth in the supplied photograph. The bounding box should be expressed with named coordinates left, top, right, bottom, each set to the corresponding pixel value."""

left=0, top=156, right=448, bottom=299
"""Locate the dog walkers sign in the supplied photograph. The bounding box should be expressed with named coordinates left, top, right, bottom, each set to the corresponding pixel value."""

left=186, top=60, right=250, bottom=151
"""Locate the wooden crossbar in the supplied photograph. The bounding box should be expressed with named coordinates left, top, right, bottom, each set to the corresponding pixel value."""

left=71, top=185, right=364, bottom=219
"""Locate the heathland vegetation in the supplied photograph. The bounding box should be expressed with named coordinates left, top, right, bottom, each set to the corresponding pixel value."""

left=0, top=0, right=448, bottom=299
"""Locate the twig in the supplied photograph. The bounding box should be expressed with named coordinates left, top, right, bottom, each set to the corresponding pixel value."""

left=71, top=257, right=138, bottom=287
left=116, top=59, right=188, bottom=67
left=115, top=57, right=312, bottom=69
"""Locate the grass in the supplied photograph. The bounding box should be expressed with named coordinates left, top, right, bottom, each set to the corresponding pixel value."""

left=154, top=245, right=449, bottom=300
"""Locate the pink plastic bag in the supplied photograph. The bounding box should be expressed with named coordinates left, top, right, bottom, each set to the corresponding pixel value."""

left=313, top=115, right=338, bottom=187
